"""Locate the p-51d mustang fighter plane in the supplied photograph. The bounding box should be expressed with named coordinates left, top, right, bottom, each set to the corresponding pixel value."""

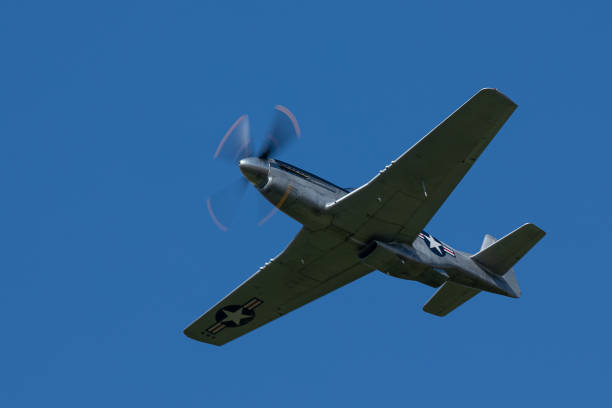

left=185, top=88, right=545, bottom=345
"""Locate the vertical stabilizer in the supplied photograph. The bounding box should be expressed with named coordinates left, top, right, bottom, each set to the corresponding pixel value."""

left=481, top=234, right=497, bottom=251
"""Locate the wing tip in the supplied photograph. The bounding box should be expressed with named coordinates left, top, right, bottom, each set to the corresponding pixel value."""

left=478, top=87, right=518, bottom=108
left=422, top=305, right=449, bottom=317
left=183, top=326, right=199, bottom=341
left=183, top=326, right=225, bottom=346
left=521, top=222, right=547, bottom=239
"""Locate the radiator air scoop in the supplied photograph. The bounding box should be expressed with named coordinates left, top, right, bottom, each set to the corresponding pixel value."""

left=358, top=241, right=448, bottom=288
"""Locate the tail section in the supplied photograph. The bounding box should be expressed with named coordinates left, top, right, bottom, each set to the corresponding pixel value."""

left=471, top=223, right=546, bottom=297
left=422, top=223, right=544, bottom=317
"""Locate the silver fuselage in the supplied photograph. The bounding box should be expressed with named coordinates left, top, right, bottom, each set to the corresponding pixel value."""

left=238, top=157, right=517, bottom=298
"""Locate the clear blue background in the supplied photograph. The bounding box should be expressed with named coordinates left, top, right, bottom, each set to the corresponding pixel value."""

left=1, top=1, right=610, bottom=406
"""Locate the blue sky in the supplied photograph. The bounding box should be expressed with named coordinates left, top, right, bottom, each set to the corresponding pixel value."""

left=1, top=1, right=611, bottom=406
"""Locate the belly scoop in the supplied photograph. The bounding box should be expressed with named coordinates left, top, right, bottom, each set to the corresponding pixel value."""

left=358, top=240, right=449, bottom=288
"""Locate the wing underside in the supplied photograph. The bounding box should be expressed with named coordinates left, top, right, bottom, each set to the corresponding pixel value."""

left=327, top=88, right=517, bottom=244
left=184, top=228, right=372, bottom=345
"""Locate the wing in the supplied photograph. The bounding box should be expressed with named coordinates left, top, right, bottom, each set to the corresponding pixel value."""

left=184, top=228, right=373, bottom=345
left=327, top=88, right=517, bottom=243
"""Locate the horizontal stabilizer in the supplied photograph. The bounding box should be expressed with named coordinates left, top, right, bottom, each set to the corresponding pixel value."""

left=423, top=281, right=480, bottom=317
left=471, top=223, right=545, bottom=276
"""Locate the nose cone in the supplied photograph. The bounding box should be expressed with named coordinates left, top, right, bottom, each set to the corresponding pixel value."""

left=239, top=157, right=269, bottom=187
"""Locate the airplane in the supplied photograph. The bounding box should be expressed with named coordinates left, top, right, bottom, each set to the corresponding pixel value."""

left=184, top=88, right=545, bottom=346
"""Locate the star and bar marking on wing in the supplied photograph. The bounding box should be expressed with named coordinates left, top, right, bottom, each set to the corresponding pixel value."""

left=206, top=298, right=263, bottom=335
left=418, top=231, right=455, bottom=257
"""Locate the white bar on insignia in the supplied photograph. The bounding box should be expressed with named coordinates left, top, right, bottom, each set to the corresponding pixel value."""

left=246, top=299, right=261, bottom=310
left=209, top=323, right=223, bottom=333
left=244, top=299, right=257, bottom=309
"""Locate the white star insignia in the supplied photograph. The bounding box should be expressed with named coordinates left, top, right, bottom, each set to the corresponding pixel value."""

left=222, top=308, right=251, bottom=325
left=426, top=235, right=442, bottom=251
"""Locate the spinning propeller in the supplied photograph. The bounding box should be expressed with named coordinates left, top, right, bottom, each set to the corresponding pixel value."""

left=207, top=105, right=301, bottom=231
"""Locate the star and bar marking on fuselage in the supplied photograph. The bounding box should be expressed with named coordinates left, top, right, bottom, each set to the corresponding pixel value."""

left=206, top=298, right=264, bottom=335
left=418, top=231, right=455, bottom=257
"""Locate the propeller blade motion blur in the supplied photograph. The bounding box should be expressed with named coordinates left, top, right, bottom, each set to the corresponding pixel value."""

left=257, top=183, right=293, bottom=226
left=206, top=178, right=248, bottom=232
left=259, top=105, right=301, bottom=159
left=214, top=114, right=252, bottom=163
